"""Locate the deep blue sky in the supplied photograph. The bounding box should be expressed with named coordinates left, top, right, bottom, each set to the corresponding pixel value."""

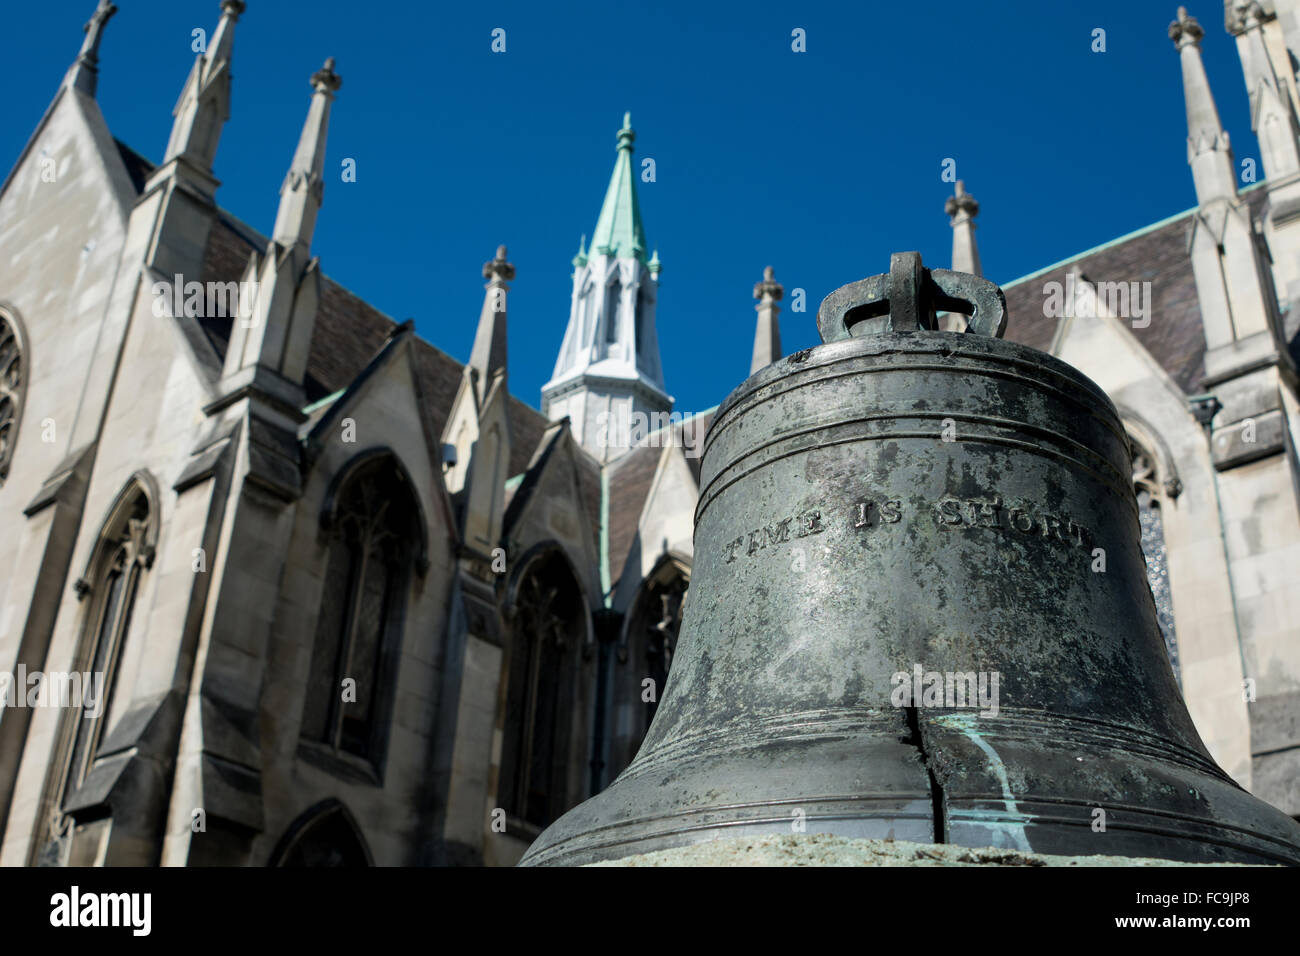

left=2, top=1, right=1260, bottom=417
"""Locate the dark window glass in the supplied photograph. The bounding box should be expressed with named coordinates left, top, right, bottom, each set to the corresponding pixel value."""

left=302, top=458, right=416, bottom=767
left=500, top=556, right=585, bottom=829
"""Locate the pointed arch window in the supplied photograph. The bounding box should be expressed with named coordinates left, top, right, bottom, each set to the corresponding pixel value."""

left=302, top=454, right=423, bottom=775
left=0, top=308, right=26, bottom=483
left=500, top=551, right=588, bottom=830
left=269, top=800, right=373, bottom=867
left=639, top=575, right=686, bottom=731
left=1131, top=437, right=1181, bottom=685
left=37, top=477, right=157, bottom=866
left=606, top=559, right=688, bottom=782
left=68, top=491, right=152, bottom=791
left=604, top=279, right=621, bottom=346
left=634, top=284, right=647, bottom=362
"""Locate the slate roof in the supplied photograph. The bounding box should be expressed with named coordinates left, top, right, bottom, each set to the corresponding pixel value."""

left=605, top=443, right=662, bottom=587
left=1000, top=185, right=1271, bottom=395
left=604, top=408, right=716, bottom=587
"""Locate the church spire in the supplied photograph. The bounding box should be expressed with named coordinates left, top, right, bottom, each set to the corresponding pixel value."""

left=751, top=266, right=783, bottom=375
left=542, top=114, right=670, bottom=461
left=163, top=0, right=246, bottom=173
left=272, top=57, right=342, bottom=252
left=65, top=0, right=117, bottom=97
left=469, top=245, right=514, bottom=403
left=590, top=112, right=648, bottom=261
left=1171, top=6, right=1239, bottom=203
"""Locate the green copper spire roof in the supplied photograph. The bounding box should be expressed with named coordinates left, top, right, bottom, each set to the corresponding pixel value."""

left=590, top=112, right=648, bottom=262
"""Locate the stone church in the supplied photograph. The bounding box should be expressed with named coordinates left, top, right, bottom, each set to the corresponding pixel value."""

left=0, top=0, right=1297, bottom=867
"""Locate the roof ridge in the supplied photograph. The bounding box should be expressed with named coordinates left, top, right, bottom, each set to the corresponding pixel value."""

left=1000, top=180, right=1268, bottom=290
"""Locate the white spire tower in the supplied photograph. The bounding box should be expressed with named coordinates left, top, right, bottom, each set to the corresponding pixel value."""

left=542, top=114, right=671, bottom=463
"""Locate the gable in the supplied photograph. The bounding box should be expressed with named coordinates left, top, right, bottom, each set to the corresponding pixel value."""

left=502, top=427, right=602, bottom=604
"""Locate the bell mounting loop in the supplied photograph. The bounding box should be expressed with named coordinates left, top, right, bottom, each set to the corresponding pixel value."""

left=817, top=251, right=1008, bottom=343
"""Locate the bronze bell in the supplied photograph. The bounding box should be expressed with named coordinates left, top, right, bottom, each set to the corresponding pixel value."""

left=521, top=253, right=1300, bottom=866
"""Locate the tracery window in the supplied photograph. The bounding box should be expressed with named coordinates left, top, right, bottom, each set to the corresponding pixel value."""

left=500, top=552, right=586, bottom=830
left=0, top=310, right=25, bottom=482
left=639, top=575, right=687, bottom=732
left=302, top=456, right=419, bottom=770
left=1132, top=441, right=1181, bottom=685
left=605, top=561, right=689, bottom=783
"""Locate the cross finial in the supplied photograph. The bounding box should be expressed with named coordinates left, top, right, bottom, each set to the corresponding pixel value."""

left=78, top=0, right=117, bottom=63
left=311, top=57, right=342, bottom=94
left=753, top=265, right=784, bottom=303
left=483, top=244, right=515, bottom=283
left=1170, top=6, right=1205, bottom=48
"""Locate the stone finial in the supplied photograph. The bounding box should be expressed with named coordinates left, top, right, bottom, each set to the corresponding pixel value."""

left=311, top=57, right=343, bottom=94
left=272, top=57, right=342, bottom=248
left=1170, top=6, right=1205, bottom=48
left=470, top=245, right=512, bottom=399
left=483, top=245, right=516, bottom=284
left=945, top=180, right=979, bottom=221
left=78, top=0, right=117, bottom=60
left=753, top=265, right=784, bottom=303
left=1172, top=3, right=1239, bottom=201
left=751, top=266, right=784, bottom=374
left=1224, top=0, right=1264, bottom=36
left=160, top=0, right=246, bottom=170
left=67, top=0, right=117, bottom=96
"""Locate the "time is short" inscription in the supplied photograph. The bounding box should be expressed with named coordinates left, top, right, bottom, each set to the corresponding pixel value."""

left=722, top=493, right=1094, bottom=564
